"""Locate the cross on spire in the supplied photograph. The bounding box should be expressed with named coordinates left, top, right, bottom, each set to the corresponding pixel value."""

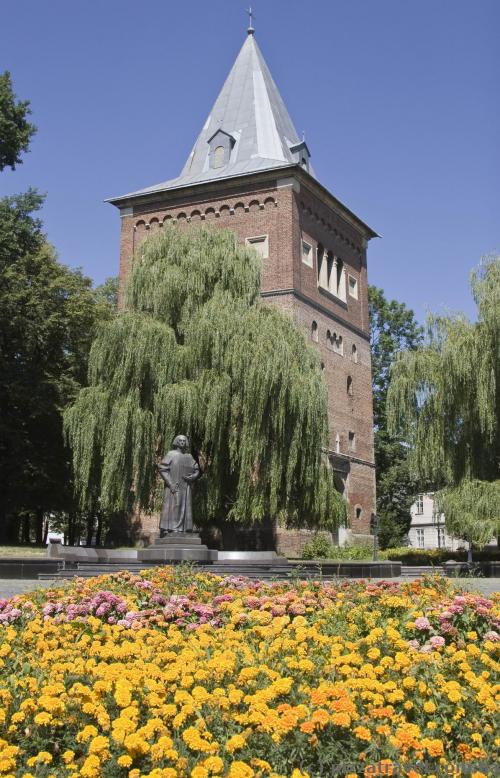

left=246, top=6, right=255, bottom=35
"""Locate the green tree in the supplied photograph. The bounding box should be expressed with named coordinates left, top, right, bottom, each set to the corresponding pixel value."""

left=0, top=189, right=116, bottom=542
left=65, top=227, right=346, bottom=538
left=0, top=71, right=37, bottom=171
left=368, top=286, right=423, bottom=547
left=387, top=256, right=500, bottom=556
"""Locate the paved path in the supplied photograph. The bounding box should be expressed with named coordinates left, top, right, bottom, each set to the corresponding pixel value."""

left=0, top=577, right=498, bottom=600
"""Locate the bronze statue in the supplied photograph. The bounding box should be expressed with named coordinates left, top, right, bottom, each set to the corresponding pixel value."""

left=159, top=435, right=200, bottom=535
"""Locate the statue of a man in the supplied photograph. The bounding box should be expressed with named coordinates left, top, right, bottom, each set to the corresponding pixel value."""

left=159, top=435, right=200, bottom=534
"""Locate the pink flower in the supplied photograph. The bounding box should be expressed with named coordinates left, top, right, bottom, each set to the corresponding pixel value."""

left=415, top=617, right=431, bottom=630
left=484, top=631, right=499, bottom=642
left=429, top=635, right=445, bottom=648
left=407, top=639, right=419, bottom=649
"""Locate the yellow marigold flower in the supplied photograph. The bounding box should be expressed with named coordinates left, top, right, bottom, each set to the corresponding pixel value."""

left=228, top=761, right=254, bottom=778
left=250, top=758, right=272, bottom=773
left=191, top=768, right=209, bottom=778
left=423, top=701, right=436, bottom=713
left=367, top=647, right=380, bottom=660
left=80, top=755, right=101, bottom=778
left=34, top=712, right=52, bottom=726
left=225, top=733, right=246, bottom=752
left=62, top=751, right=75, bottom=764
left=203, top=756, right=224, bottom=774
left=447, top=690, right=461, bottom=703
left=467, top=631, right=478, bottom=641
left=291, top=770, right=310, bottom=778
left=353, top=726, right=371, bottom=741
left=471, top=773, right=488, bottom=778
left=76, top=725, right=98, bottom=743
left=89, top=735, right=109, bottom=755
left=35, top=752, right=53, bottom=765
left=117, top=755, right=132, bottom=767
left=402, top=676, right=416, bottom=689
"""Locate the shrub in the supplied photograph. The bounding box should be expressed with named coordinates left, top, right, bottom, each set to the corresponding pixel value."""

left=379, top=546, right=500, bottom=565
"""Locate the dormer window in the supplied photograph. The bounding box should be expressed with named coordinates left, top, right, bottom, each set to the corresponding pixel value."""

left=208, top=129, right=236, bottom=170
left=289, top=140, right=311, bottom=172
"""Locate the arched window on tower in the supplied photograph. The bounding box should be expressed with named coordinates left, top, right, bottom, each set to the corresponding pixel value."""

left=332, top=333, right=343, bottom=355
left=351, top=344, right=358, bottom=363
left=347, top=375, right=353, bottom=396
left=311, top=321, right=318, bottom=342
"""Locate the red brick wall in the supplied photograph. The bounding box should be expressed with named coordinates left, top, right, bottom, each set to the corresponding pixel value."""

left=115, top=171, right=376, bottom=542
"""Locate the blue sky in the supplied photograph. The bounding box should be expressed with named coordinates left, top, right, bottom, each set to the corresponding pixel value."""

left=1, top=0, right=498, bottom=323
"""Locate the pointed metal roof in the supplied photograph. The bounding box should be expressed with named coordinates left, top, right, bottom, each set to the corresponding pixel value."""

left=118, top=32, right=311, bottom=200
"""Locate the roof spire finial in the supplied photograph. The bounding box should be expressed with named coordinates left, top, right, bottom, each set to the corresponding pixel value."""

left=246, top=6, right=255, bottom=35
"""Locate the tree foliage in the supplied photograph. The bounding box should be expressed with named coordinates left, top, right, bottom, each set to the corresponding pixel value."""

left=387, top=256, right=500, bottom=547
left=0, top=189, right=116, bottom=541
left=65, top=227, right=346, bottom=532
left=368, top=286, right=423, bottom=547
left=0, top=71, right=37, bottom=171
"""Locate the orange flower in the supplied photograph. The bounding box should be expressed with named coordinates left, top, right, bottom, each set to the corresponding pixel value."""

left=331, top=712, right=351, bottom=727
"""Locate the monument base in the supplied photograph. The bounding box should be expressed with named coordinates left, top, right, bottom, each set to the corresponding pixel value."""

left=138, top=533, right=217, bottom=563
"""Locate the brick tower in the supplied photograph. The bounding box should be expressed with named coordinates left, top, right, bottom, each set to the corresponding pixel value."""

left=108, top=26, right=377, bottom=550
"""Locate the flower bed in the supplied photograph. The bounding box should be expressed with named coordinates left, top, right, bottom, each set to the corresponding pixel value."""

left=0, top=569, right=498, bottom=777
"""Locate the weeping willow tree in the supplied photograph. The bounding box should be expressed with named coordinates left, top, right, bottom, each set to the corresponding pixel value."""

left=64, top=226, right=346, bottom=533
left=387, top=255, right=500, bottom=553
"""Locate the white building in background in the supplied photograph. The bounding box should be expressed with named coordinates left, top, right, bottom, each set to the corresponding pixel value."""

left=408, top=493, right=464, bottom=550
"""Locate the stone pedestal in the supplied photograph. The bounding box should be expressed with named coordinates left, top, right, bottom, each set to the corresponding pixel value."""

left=138, top=533, right=217, bottom=563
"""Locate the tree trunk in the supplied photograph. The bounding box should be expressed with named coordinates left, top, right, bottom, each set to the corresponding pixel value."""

left=22, top=514, right=31, bottom=544
left=67, top=513, right=75, bottom=547
left=86, top=513, right=94, bottom=547
left=95, top=513, right=102, bottom=547
left=35, top=508, right=44, bottom=545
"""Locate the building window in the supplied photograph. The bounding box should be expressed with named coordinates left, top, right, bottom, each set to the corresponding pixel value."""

left=213, top=146, right=225, bottom=168
left=333, top=333, right=343, bottom=355
left=245, top=235, right=269, bottom=259
left=317, top=245, right=328, bottom=288
left=416, top=528, right=425, bottom=548
left=347, top=375, right=353, bottom=396
left=302, top=240, right=313, bottom=267
left=437, top=527, right=446, bottom=548
left=351, top=343, right=358, bottom=363
left=348, top=431, right=355, bottom=452
left=348, top=275, right=358, bottom=299
left=415, top=495, right=424, bottom=515
left=330, top=257, right=346, bottom=301
left=355, top=506, right=362, bottom=520
left=311, top=321, right=318, bottom=342
left=320, top=361, right=325, bottom=372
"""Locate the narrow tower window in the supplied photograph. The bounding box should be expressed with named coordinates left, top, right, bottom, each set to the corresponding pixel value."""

left=212, top=146, right=225, bottom=168
left=347, top=376, right=353, bottom=396
left=351, top=344, right=358, bottom=363
left=311, top=321, right=318, bottom=342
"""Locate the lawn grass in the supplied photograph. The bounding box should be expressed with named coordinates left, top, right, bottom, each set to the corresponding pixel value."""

left=0, top=545, right=47, bottom=557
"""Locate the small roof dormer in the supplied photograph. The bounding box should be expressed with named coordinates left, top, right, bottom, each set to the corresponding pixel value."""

left=207, top=129, right=236, bottom=170
left=288, top=140, right=311, bottom=173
